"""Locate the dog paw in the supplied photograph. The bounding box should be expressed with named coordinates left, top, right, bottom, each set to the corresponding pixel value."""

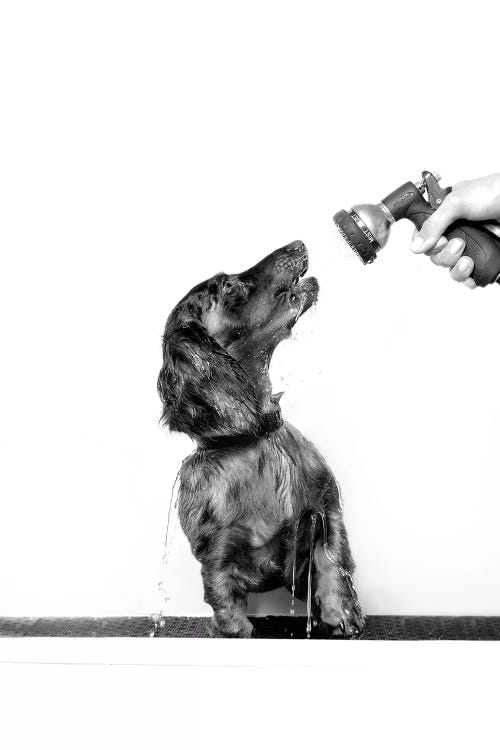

left=318, top=589, right=365, bottom=638
left=319, top=604, right=365, bottom=638
left=208, top=614, right=254, bottom=639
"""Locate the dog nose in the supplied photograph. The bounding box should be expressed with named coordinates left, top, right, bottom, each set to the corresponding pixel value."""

left=283, top=240, right=305, bottom=253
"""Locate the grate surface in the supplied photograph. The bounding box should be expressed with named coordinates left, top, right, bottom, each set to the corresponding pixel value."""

left=0, top=616, right=500, bottom=640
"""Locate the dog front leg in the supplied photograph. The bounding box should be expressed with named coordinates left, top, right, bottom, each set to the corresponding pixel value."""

left=201, top=565, right=253, bottom=638
left=313, top=511, right=364, bottom=637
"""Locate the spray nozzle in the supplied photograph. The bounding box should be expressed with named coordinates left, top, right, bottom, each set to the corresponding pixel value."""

left=333, top=171, right=445, bottom=266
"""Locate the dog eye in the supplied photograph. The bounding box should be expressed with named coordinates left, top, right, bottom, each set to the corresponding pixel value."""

left=290, top=294, right=297, bottom=302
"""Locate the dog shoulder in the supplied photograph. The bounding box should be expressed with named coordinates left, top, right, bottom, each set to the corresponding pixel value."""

left=279, top=421, right=332, bottom=474
left=279, top=420, right=320, bottom=453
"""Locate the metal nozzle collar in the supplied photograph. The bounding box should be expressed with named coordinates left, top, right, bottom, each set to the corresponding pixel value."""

left=349, top=210, right=381, bottom=250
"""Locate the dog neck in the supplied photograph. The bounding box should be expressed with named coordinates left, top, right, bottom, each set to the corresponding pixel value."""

left=198, top=349, right=284, bottom=451
left=197, top=409, right=282, bottom=450
left=236, top=348, right=284, bottom=417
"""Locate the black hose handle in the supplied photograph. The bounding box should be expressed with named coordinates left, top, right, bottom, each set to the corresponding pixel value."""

left=382, top=183, right=500, bottom=287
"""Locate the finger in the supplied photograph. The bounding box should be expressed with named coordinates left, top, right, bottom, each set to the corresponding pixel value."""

left=412, top=229, right=448, bottom=258
left=464, top=278, right=477, bottom=289
left=430, top=251, right=445, bottom=266
left=425, top=236, right=448, bottom=259
left=450, top=255, right=474, bottom=282
left=411, top=193, right=462, bottom=253
left=430, top=238, right=466, bottom=267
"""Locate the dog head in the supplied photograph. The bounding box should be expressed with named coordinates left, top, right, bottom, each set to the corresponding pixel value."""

left=158, top=241, right=318, bottom=441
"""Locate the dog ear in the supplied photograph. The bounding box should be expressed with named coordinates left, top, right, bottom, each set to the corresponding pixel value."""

left=157, top=322, right=261, bottom=440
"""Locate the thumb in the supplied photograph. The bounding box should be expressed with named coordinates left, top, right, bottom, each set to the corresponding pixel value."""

left=411, top=193, right=461, bottom=253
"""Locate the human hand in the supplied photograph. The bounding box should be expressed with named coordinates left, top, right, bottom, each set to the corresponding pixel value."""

left=411, top=174, right=500, bottom=289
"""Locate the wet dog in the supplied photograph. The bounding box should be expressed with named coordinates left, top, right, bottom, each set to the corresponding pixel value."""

left=158, top=241, right=364, bottom=637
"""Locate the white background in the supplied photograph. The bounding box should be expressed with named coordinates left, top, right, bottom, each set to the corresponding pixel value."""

left=2, top=640, right=500, bottom=750
left=1, top=0, right=499, bottom=618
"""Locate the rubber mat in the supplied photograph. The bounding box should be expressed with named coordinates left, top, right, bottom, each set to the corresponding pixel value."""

left=0, top=616, right=499, bottom=639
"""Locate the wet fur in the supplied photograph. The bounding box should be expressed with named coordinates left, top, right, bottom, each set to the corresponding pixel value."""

left=158, top=241, right=364, bottom=637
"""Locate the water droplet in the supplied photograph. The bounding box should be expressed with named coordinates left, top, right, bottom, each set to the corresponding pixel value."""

left=290, top=516, right=300, bottom=616
left=306, top=513, right=317, bottom=639
left=159, top=471, right=182, bottom=609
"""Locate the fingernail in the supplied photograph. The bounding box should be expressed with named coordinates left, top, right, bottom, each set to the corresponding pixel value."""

left=435, top=237, right=448, bottom=251
left=458, top=257, right=472, bottom=273
left=411, top=236, right=424, bottom=253
left=449, top=239, right=464, bottom=255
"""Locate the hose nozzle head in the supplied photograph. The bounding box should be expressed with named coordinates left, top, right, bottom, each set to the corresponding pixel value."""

left=334, top=202, right=394, bottom=265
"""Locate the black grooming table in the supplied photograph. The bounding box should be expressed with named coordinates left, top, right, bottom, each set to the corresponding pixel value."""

left=0, top=616, right=499, bottom=640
